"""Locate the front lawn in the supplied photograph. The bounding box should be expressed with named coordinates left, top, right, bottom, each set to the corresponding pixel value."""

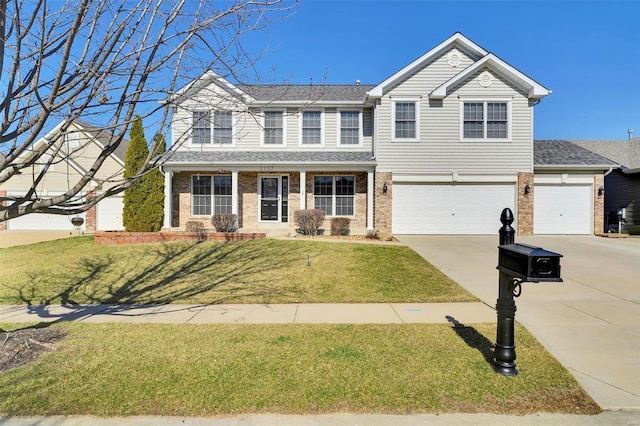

left=0, top=322, right=600, bottom=416
left=0, top=236, right=476, bottom=305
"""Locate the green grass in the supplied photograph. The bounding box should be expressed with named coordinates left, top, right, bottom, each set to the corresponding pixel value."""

left=0, top=322, right=600, bottom=416
left=0, top=236, right=476, bottom=304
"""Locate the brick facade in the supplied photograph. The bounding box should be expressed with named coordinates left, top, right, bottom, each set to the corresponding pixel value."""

left=517, top=172, right=534, bottom=235
left=0, top=190, right=6, bottom=230
left=374, top=172, right=393, bottom=237
left=593, top=173, right=605, bottom=234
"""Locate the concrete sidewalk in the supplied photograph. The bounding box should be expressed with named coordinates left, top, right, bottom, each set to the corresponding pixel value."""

left=0, top=302, right=495, bottom=325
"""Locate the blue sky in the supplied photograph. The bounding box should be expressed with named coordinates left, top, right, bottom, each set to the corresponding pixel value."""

left=243, top=0, right=640, bottom=140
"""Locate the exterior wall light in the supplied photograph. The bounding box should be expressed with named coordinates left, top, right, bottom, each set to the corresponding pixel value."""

left=524, top=184, right=531, bottom=195
left=598, top=186, right=605, bottom=196
left=383, top=182, right=388, bottom=194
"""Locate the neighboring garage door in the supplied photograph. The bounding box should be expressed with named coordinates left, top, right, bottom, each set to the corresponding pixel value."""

left=392, top=183, right=516, bottom=234
left=534, top=185, right=591, bottom=234
left=96, top=195, right=124, bottom=231
left=7, top=211, right=86, bottom=230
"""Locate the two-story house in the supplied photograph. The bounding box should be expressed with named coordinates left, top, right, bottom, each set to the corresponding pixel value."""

left=161, top=33, right=608, bottom=236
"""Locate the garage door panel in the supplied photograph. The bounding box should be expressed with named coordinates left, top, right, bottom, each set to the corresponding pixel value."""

left=96, top=196, right=124, bottom=231
left=7, top=212, right=86, bottom=231
left=534, top=185, right=591, bottom=234
left=393, top=183, right=516, bottom=234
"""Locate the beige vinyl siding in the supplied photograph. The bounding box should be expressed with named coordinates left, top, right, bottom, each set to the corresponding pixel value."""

left=172, top=82, right=373, bottom=152
left=376, top=62, right=534, bottom=174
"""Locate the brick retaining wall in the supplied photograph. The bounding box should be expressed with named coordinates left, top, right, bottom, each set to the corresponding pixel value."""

left=95, top=231, right=266, bottom=245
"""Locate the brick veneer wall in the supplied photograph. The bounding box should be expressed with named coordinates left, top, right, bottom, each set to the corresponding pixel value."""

left=517, top=172, right=534, bottom=235
left=593, top=173, right=605, bottom=234
left=374, top=172, right=393, bottom=237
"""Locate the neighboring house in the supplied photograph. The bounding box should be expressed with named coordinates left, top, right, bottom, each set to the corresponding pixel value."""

left=161, top=32, right=610, bottom=236
left=569, top=137, right=640, bottom=233
left=0, top=119, right=127, bottom=232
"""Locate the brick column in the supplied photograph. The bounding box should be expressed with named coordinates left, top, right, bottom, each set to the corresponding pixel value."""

left=593, top=173, right=605, bottom=234
left=85, top=192, right=97, bottom=231
left=517, top=172, right=534, bottom=235
left=374, top=172, right=393, bottom=238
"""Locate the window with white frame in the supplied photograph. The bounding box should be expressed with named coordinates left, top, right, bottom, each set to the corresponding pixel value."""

left=301, top=110, right=322, bottom=145
left=263, top=110, right=284, bottom=145
left=462, top=101, right=509, bottom=140
left=192, top=111, right=211, bottom=144
left=313, top=175, right=355, bottom=216
left=392, top=101, right=419, bottom=141
left=339, top=110, right=361, bottom=145
left=191, top=175, right=233, bottom=216
left=213, top=111, right=233, bottom=144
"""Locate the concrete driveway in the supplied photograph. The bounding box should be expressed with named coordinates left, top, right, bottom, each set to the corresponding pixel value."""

left=398, top=234, right=640, bottom=411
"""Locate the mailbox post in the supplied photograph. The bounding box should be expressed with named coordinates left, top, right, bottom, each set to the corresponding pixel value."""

left=493, top=208, right=563, bottom=376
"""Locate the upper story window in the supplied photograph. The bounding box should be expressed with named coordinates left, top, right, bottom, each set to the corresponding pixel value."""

left=461, top=101, right=510, bottom=141
left=192, top=175, right=233, bottom=216
left=339, top=110, right=361, bottom=145
left=300, top=110, right=323, bottom=145
left=392, top=100, right=420, bottom=142
left=213, top=111, right=233, bottom=145
left=192, top=111, right=211, bottom=144
left=263, top=110, right=285, bottom=145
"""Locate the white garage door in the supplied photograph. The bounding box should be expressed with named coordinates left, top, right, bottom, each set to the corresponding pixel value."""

left=7, top=211, right=86, bottom=230
left=534, top=185, right=591, bottom=234
left=96, top=196, right=124, bottom=231
left=392, top=183, right=516, bottom=234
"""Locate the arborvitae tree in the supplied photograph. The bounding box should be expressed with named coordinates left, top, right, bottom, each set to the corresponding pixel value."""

left=137, top=133, right=166, bottom=232
left=123, top=116, right=150, bottom=232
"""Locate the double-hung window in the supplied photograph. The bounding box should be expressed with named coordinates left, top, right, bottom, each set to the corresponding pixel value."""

left=313, top=175, right=355, bottom=216
left=462, top=101, right=510, bottom=140
left=213, top=111, right=233, bottom=145
left=301, top=110, right=323, bottom=145
left=392, top=101, right=419, bottom=141
left=192, top=111, right=211, bottom=144
left=263, top=110, right=284, bottom=145
left=339, top=110, right=361, bottom=145
left=191, top=175, right=233, bottom=216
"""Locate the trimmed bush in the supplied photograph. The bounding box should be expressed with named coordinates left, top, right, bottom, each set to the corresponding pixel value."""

left=294, top=209, right=325, bottom=236
left=212, top=214, right=237, bottom=232
left=330, top=217, right=351, bottom=236
left=185, top=221, right=205, bottom=232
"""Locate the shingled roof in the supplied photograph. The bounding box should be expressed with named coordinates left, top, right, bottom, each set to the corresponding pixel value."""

left=237, top=84, right=375, bottom=103
left=569, top=138, right=640, bottom=170
left=163, top=150, right=375, bottom=165
left=534, top=140, right=619, bottom=168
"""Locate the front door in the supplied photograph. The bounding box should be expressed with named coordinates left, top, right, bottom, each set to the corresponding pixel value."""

left=260, top=176, right=289, bottom=222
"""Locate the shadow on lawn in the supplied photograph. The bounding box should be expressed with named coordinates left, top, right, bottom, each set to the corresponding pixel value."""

left=446, top=315, right=494, bottom=366
left=5, top=240, right=304, bottom=326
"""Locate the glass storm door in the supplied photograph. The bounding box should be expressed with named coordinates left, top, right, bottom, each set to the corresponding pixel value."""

left=260, top=176, right=288, bottom=222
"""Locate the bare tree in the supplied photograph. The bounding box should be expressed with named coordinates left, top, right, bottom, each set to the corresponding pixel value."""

left=0, top=0, right=296, bottom=222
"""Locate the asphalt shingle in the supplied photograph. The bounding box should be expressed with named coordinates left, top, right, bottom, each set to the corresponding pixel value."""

left=533, top=140, right=618, bottom=167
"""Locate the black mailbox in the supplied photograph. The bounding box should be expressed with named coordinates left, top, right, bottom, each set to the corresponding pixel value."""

left=497, top=243, right=562, bottom=283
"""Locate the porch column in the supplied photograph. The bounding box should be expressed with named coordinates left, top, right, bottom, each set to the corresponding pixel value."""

left=162, top=169, right=173, bottom=229
left=231, top=170, right=239, bottom=215
left=367, top=169, right=374, bottom=230
left=300, top=170, right=306, bottom=210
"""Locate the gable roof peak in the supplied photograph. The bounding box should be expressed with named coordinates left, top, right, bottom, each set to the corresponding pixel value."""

left=368, top=32, right=488, bottom=97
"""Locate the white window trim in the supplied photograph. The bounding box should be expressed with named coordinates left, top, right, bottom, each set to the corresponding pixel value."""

left=298, top=109, right=325, bottom=146
left=190, top=174, right=233, bottom=217
left=190, top=110, right=211, bottom=146
left=391, top=99, right=420, bottom=142
left=313, top=175, right=356, bottom=217
left=459, top=99, right=512, bottom=142
left=261, top=109, right=287, bottom=147
left=212, top=110, right=236, bottom=147
left=337, top=108, right=363, bottom=147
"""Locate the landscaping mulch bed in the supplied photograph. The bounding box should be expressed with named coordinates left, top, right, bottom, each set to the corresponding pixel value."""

left=1, top=328, right=68, bottom=374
